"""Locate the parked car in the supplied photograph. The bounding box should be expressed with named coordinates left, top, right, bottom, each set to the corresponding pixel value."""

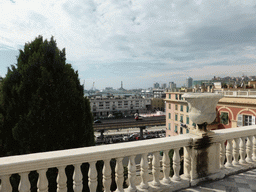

left=94, top=119, right=102, bottom=123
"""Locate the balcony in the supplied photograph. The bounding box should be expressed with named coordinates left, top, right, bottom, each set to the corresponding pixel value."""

left=1, top=125, right=256, bottom=191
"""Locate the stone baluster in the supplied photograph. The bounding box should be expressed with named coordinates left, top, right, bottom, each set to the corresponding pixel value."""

left=225, top=139, right=233, bottom=167
left=73, top=164, right=82, bottom=192
left=253, top=136, right=256, bottom=161
left=246, top=136, right=253, bottom=163
left=127, top=155, right=136, bottom=192
left=89, top=161, right=97, bottom=192
left=219, top=141, right=226, bottom=168
left=37, top=169, right=48, bottom=192
left=148, top=155, right=153, bottom=170
left=115, top=158, right=124, bottom=192
left=57, top=166, right=67, bottom=192
left=18, top=172, right=30, bottom=192
left=103, top=159, right=111, bottom=192
left=152, top=151, right=161, bottom=186
left=140, top=153, right=149, bottom=189
left=162, top=150, right=171, bottom=184
left=232, top=138, right=240, bottom=166
left=239, top=137, right=247, bottom=164
left=183, top=146, right=191, bottom=180
left=172, top=148, right=181, bottom=181
left=0, top=175, right=12, bottom=192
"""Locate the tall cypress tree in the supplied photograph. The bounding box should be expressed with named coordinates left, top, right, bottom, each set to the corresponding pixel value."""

left=0, top=36, right=94, bottom=156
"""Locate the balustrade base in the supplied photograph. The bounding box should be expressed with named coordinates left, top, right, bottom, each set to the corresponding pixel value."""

left=190, top=171, right=225, bottom=186
left=161, top=178, right=190, bottom=192
left=222, top=162, right=256, bottom=176
left=135, top=186, right=153, bottom=192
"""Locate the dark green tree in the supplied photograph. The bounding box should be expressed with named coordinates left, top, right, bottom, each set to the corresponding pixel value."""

left=0, top=35, right=94, bottom=156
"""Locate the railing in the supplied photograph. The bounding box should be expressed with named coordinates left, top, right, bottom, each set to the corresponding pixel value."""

left=1, top=125, right=256, bottom=192
left=215, top=90, right=256, bottom=97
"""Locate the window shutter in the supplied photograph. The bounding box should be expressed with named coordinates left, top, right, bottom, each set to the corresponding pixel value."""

left=237, top=114, right=243, bottom=127
left=252, top=116, right=255, bottom=125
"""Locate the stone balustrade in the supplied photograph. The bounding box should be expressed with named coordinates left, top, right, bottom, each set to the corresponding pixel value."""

left=215, top=90, right=256, bottom=97
left=1, top=125, right=256, bottom=192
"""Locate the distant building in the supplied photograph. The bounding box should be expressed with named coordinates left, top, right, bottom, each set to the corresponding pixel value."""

left=151, top=98, right=165, bottom=112
left=186, top=77, right=193, bottom=88
left=89, top=95, right=151, bottom=118
left=141, top=89, right=153, bottom=98
left=153, top=82, right=160, bottom=89
left=152, top=89, right=166, bottom=98
left=161, top=83, right=167, bottom=89
left=169, top=82, right=176, bottom=89
left=118, top=81, right=126, bottom=91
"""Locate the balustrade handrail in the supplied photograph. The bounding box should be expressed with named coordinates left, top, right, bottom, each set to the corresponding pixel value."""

left=215, top=90, right=256, bottom=97
left=213, top=125, right=256, bottom=141
left=0, top=135, right=192, bottom=176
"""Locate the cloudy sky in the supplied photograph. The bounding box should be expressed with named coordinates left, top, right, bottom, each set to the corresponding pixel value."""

left=1, top=0, right=256, bottom=89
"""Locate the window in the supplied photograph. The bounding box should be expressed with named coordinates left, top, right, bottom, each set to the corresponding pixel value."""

left=169, top=113, right=171, bottom=119
left=237, top=114, right=256, bottom=127
left=175, top=125, right=178, bottom=132
left=186, top=117, right=189, bottom=124
left=169, top=104, right=171, bottom=109
left=99, top=102, right=104, bottom=109
left=220, top=112, right=228, bottom=125
left=192, top=123, right=196, bottom=127
left=186, top=129, right=189, bottom=133
left=175, top=94, right=178, bottom=100
left=180, top=127, right=183, bottom=134
left=244, top=115, right=256, bottom=126
left=169, top=94, right=171, bottom=99
left=187, top=106, right=189, bottom=112
left=175, top=105, right=178, bottom=110
left=168, top=123, right=171, bottom=130
left=179, top=95, right=182, bottom=100
left=180, top=105, right=183, bottom=112
left=175, top=114, right=178, bottom=121
left=180, top=115, right=183, bottom=123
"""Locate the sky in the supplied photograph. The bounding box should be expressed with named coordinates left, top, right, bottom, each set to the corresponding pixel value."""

left=1, top=0, right=256, bottom=90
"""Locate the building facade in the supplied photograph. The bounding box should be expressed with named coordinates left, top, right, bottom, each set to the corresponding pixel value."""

left=89, top=95, right=151, bottom=118
left=165, top=90, right=256, bottom=137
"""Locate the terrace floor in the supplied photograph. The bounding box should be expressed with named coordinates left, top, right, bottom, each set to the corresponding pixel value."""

left=178, top=168, right=256, bottom=192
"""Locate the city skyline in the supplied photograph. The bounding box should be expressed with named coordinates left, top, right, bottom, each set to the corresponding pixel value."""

left=1, top=0, right=256, bottom=89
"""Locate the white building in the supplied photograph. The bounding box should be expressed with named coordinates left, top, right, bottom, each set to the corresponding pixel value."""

left=89, top=95, right=151, bottom=118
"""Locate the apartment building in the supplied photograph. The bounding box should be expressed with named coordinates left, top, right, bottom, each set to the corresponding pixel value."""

left=89, top=95, right=151, bottom=118
left=165, top=92, right=193, bottom=137
left=165, top=90, right=256, bottom=137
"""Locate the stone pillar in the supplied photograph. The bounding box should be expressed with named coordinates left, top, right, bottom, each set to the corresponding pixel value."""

left=190, top=134, right=223, bottom=186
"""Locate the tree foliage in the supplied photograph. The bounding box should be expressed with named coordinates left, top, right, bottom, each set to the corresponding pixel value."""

left=0, top=36, right=94, bottom=156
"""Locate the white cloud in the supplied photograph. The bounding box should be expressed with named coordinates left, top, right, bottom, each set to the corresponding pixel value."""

left=1, top=0, right=256, bottom=88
